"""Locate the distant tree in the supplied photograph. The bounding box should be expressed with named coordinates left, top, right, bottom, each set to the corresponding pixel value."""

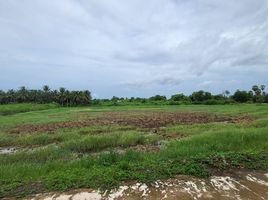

left=129, top=97, right=135, bottom=102
left=42, top=85, right=51, bottom=103
left=0, top=86, right=92, bottom=106
left=111, top=96, right=120, bottom=102
left=59, top=87, right=66, bottom=94
left=223, top=90, right=230, bottom=97
left=43, top=85, right=50, bottom=92
left=17, top=86, right=28, bottom=103
left=260, top=85, right=266, bottom=95
left=149, top=95, right=167, bottom=101
left=59, top=87, right=66, bottom=106
left=251, top=85, right=266, bottom=103
left=0, top=90, right=5, bottom=104
left=252, top=85, right=261, bottom=96
left=170, top=93, right=186, bottom=101
left=141, top=98, right=146, bottom=103
left=92, top=98, right=101, bottom=105
left=82, top=90, right=92, bottom=105
left=232, top=90, right=251, bottom=103
left=190, top=90, right=212, bottom=102
left=264, top=94, right=268, bottom=103
left=248, top=90, right=254, bottom=97
left=2, top=84, right=268, bottom=106
left=214, top=94, right=225, bottom=101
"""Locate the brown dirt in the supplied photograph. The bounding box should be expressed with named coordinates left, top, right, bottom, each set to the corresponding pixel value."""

left=9, top=111, right=252, bottom=134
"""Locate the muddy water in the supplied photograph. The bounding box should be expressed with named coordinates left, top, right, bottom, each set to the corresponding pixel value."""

left=27, top=171, right=268, bottom=200
left=0, top=147, right=17, bottom=154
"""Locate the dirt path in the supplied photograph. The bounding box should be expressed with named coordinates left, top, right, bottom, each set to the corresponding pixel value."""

left=25, top=171, right=268, bottom=200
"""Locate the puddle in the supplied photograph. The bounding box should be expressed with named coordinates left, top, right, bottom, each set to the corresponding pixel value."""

left=0, top=147, right=17, bottom=154
left=26, top=171, right=268, bottom=200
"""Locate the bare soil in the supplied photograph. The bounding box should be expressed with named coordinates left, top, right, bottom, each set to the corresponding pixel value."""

left=9, top=111, right=252, bottom=134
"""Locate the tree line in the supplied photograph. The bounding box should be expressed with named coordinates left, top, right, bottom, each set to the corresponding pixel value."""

left=0, top=86, right=91, bottom=106
left=92, top=85, right=268, bottom=105
left=0, top=85, right=267, bottom=106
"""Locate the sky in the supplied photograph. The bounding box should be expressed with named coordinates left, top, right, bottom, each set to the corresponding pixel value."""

left=0, top=0, right=268, bottom=98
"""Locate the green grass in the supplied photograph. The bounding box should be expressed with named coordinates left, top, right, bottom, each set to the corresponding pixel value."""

left=0, top=125, right=139, bottom=147
left=163, top=127, right=268, bottom=158
left=0, top=103, right=58, bottom=116
left=0, top=106, right=118, bottom=129
left=0, top=103, right=268, bottom=198
left=0, top=103, right=264, bottom=129
left=63, top=131, right=159, bottom=153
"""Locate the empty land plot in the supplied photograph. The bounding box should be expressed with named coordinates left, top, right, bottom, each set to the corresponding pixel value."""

left=9, top=111, right=251, bottom=134
left=0, top=104, right=267, bottom=199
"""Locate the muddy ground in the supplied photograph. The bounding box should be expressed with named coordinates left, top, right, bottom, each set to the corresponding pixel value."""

left=23, top=170, right=268, bottom=200
left=10, top=111, right=252, bottom=134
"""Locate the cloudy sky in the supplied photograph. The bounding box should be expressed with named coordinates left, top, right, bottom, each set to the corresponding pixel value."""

left=0, top=0, right=268, bottom=98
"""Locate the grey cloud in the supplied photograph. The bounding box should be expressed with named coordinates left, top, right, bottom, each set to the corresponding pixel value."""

left=121, top=76, right=182, bottom=88
left=0, top=0, right=268, bottom=97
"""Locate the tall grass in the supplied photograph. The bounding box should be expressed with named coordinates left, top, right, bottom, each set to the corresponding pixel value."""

left=0, top=133, right=13, bottom=146
left=0, top=103, right=57, bottom=116
left=0, top=125, right=141, bottom=147
left=0, top=146, right=73, bottom=165
left=63, top=131, right=159, bottom=153
left=163, top=126, right=268, bottom=158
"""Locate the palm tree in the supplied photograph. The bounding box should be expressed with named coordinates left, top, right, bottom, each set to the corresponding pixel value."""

left=224, top=90, right=230, bottom=97
left=59, top=87, right=66, bottom=106
left=42, top=85, right=51, bottom=103
left=43, top=85, right=50, bottom=92
left=18, top=86, right=28, bottom=103
left=260, top=85, right=266, bottom=95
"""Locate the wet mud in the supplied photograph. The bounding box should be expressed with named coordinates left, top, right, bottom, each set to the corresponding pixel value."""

left=25, top=171, right=268, bottom=200
left=0, top=147, right=17, bottom=154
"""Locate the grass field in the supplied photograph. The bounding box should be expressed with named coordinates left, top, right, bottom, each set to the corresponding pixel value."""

left=0, top=103, right=268, bottom=198
left=0, top=103, right=58, bottom=116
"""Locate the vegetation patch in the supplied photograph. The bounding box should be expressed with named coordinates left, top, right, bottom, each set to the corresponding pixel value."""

left=0, top=103, right=57, bottom=116
left=62, top=131, right=159, bottom=153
